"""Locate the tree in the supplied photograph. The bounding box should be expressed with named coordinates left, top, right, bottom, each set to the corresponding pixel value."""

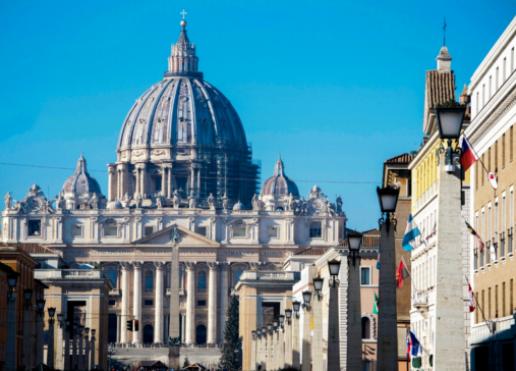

left=219, top=294, right=242, bottom=370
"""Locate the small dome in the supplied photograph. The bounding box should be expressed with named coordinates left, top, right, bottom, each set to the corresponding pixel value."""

left=62, top=155, right=102, bottom=197
left=262, top=159, right=299, bottom=199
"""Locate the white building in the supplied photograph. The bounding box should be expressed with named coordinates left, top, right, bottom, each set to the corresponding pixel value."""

left=465, top=16, right=516, bottom=362
left=1, top=19, right=346, bottom=368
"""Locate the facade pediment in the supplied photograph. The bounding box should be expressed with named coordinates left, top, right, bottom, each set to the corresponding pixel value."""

left=132, top=224, right=220, bottom=248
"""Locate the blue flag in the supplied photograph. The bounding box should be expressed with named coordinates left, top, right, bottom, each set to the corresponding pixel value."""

left=402, top=214, right=421, bottom=252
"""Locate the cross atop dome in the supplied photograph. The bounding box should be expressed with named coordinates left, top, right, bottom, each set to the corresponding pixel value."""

left=167, top=10, right=200, bottom=77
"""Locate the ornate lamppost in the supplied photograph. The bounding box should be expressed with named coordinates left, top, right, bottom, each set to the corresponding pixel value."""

left=376, top=185, right=400, bottom=371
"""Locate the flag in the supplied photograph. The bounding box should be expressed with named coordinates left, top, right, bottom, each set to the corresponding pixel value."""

left=488, top=172, right=498, bottom=189
left=406, top=331, right=421, bottom=358
left=402, top=214, right=421, bottom=252
left=467, top=281, right=476, bottom=312
left=465, top=220, right=485, bottom=251
left=376, top=253, right=381, bottom=270
left=460, top=136, right=478, bottom=171
left=372, top=292, right=379, bottom=315
left=396, top=259, right=410, bottom=289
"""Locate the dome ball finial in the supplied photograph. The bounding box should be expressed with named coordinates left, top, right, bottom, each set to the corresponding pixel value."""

left=180, top=19, right=187, bottom=28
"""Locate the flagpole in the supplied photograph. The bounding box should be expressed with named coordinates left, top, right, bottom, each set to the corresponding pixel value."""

left=464, top=275, right=493, bottom=335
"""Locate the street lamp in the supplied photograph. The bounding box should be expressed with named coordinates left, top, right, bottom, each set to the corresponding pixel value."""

left=47, top=307, right=57, bottom=369
left=279, top=315, right=285, bottom=330
left=377, top=186, right=400, bottom=216
left=7, top=275, right=17, bottom=300
left=302, top=290, right=312, bottom=309
left=313, top=276, right=324, bottom=299
left=435, top=104, right=466, bottom=172
left=328, top=260, right=341, bottom=287
left=23, top=289, right=33, bottom=308
left=347, top=230, right=363, bottom=266
left=292, top=300, right=301, bottom=318
left=36, top=299, right=46, bottom=315
left=284, top=309, right=292, bottom=325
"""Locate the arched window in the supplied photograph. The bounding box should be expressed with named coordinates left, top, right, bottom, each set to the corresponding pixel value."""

left=145, top=270, right=154, bottom=292
left=198, top=271, right=207, bottom=290
left=361, top=317, right=371, bottom=339
left=143, top=324, right=154, bottom=344
left=196, top=324, right=207, bottom=345
left=232, top=221, right=246, bottom=238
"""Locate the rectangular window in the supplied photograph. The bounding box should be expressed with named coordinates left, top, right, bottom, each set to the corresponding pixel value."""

left=197, top=300, right=206, bottom=306
left=144, top=299, right=154, bottom=306
left=109, top=299, right=116, bottom=306
left=495, top=141, right=498, bottom=171
left=28, top=219, right=41, bottom=236
left=232, top=222, right=247, bottom=238
left=475, top=162, right=479, bottom=190
left=309, top=221, right=322, bottom=238
left=503, top=281, right=506, bottom=317
left=488, top=287, right=492, bottom=318
left=481, top=154, right=485, bottom=186
left=195, top=226, right=207, bottom=236
left=475, top=292, right=480, bottom=323
left=511, top=126, right=514, bottom=162
left=103, top=220, right=118, bottom=237
left=72, top=224, right=83, bottom=237
left=495, top=284, right=499, bottom=318
left=144, top=226, right=154, bottom=237
left=482, top=290, right=485, bottom=320
left=496, top=66, right=499, bottom=90
left=360, top=267, right=371, bottom=286
left=268, top=225, right=279, bottom=238
left=511, top=279, right=514, bottom=312
left=474, top=251, right=478, bottom=270
left=503, top=57, right=507, bottom=80
left=502, top=134, right=506, bottom=169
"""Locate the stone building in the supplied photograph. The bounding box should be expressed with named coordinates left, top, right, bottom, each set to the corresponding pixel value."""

left=1, top=19, right=346, bottom=368
left=408, top=43, right=472, bottom=369
left=465, top=16, right=516, bottom=367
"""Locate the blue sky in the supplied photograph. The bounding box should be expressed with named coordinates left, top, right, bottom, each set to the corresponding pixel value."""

left=0, top=0, right=513, bottom=229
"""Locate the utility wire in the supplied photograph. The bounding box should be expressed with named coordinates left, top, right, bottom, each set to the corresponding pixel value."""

left=0, top=161, right=377, bottom=185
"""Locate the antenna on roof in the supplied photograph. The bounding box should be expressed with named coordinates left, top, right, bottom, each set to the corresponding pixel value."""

left=442, top=17, right=447, bottom=47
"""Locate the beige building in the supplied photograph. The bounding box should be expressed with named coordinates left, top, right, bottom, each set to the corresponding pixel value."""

left=465, top=16, right=516, bottom=363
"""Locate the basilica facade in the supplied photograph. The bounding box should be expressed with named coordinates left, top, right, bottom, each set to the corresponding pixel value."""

left=1, top=19, right=345, bottom=367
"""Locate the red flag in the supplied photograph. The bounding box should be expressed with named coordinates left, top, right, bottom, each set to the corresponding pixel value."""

left=460, top=136, right=478, bottom=171
left=396, top=259, right=410, bottom=289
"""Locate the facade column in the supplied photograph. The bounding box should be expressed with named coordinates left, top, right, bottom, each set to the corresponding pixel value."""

left=120, top=263, right=130, bottom=344
left=132, top=262, right=143, bottom=345
left=218, top=263, right=229, bottom=343
left=207, top=262, right=218, bottom=345
left=160, top=166, right=167, bottom=196
left=154, top=262, right=164, bottom=344
left=327, top=283, right=340, bottom=371
left=185, top=262, right=196, bottom=345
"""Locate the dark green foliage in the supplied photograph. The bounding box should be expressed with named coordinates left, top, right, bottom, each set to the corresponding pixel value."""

left=218, top=295, right=242, bottom=370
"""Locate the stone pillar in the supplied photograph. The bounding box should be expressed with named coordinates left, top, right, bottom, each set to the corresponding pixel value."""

left=132, top=262, right=143, bottom=345
left=327, top=284, right=340, bottom=371
left=6, top=291, right=16, bottom=371
left=207, top=262, right=218, bottom=345
left=284, top=318, right=293, bottom=368
left=185, top=262, right=196, bottom=345
left=219, top=263, right=230, bottom=343
left=169, top=249, right=181, bottom=340
left=55, top=321, right=64, bottom=370
left=311, top=296, right=324, bottom=371
left=154, top=262, right=164, bottom=344
left=346, top=256, right=362, bottom=371
left=64, top=322, right=71, bottom=371
left=291, top=311, right=301, bottom=369
left=301, top=307, right=312, bottom=371
left=84, top=329, right=91, bottom=370
left=377, top=220, right=397, bottom=371
left=107, top=164, right=116, bottom=201
left=117, top=163, right=127, bottom=199
left=160, top=166, right=167, bottom=196
left=434, top=153, right=467, bottom=371
left=250, top=333, right=257, bottom=371
left=120, top=263, right=130, bottom=344
left=47, top=318, right=56, bottom=369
